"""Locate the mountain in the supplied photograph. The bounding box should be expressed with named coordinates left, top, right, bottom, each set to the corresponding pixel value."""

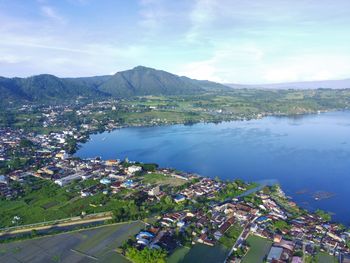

left=0, top=66, right=230, bottom=105
left=225, top=79, right=350, bottom=90
left=0, top=74, right=110, bottom=105
left=98, top=66, right=230, bottom=96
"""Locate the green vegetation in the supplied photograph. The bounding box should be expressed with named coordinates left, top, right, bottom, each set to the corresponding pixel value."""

left=0, top=177, right=139, bottom=227
left=242, top=235, right=272, bottom=263
left=0, top=172, right=190, bottom=228
left=125, top=247, right=167, bottom=263
left=0, top=66, right=226, bottom=107
left=305, top=252, right=338, bottom=263
left=315, top=209, right=332, bottom=221
left=142, top=173, right=187, bottom=187
left=3, top=87, right=350, bottom=133
left=219, top=224, right=243, bottom=249
left=167, top=247, right=190, bottom=263
left=272, top=220, right=290, bottom=232
left=0, top=221, right=144, bottom=262
left=0, top=178, right=74, bottom=227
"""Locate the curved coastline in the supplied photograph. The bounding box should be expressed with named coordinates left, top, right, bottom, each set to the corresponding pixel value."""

left=76, top=110, right=350, bottom=225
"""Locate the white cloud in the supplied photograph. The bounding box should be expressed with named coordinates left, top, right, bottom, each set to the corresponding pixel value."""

left=0, top=54, right=30, bottom=64
left=263, top=54, right=350, bottom=83
left=138, top=0, right=169, bottom=33
left=178, top=42, right=350, bottom=84
left=186, top=0, right=218, bottom=42
left=178, top=43, right=265, bottom=83
left=1, top=0, right=350, bottom=83
left=40, top=5, right=66, bottom=23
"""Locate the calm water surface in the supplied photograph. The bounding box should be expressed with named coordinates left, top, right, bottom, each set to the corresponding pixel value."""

left=76, top=111, right=350, bottom=224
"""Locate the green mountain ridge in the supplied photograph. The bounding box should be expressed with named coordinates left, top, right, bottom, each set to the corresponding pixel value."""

left=0, top=66, right=230, bottom=106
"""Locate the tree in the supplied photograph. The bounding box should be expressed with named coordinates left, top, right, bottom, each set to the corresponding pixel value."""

left=19, top=139, right=34, bottom=148
left=272, top=220, right=289, bottom=231
left=125, top=247, right=166, bottom=263
left=315, top=209, right=331, bottom=221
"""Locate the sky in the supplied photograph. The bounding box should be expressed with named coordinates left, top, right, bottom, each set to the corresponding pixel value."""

left=1, top=0, right=350, bottom=84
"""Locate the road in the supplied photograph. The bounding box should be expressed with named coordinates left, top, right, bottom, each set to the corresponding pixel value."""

left=0, top=212, right=113, bottom=237
left=224, top=216, right=258, bottom=263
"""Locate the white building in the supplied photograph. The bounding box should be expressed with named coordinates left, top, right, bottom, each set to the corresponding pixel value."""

left=127, top=165, right=142, bottom=174
left=54, top=173, right=82, bottom=186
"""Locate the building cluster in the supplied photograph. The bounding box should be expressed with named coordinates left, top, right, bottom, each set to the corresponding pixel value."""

left=126, top=177, right=350, bottom=263
left=1, top=105, right=350, bottom=263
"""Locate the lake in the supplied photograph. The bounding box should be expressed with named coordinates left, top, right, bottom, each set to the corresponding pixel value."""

left=76, top=111, right=350, bottom=225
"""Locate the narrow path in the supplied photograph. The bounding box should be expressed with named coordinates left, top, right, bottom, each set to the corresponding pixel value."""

left=0, top=214, right=112, bottom=236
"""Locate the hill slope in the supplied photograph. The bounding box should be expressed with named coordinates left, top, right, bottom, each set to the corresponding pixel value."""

left=0, top=66, right=230, bottom=105
left=98, top=66, right=231, bottom=96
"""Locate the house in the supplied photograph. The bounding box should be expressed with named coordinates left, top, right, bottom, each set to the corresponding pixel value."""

left=148, top=185, right=160, bottom=196
left=100, top=178, right=111, bottom=185
left=0, top=175, right=8, bottom=185
left=105, top=159, right=119, bottom=166
left=122, top=179, right=135, bottom=188
left=108, top=174, right=126, bottom=180
left=174, top=194, right=186, bottom=203
left=267, top=246, right=283, bottom=262
left=291, top=256, right=303, bottom=263
left=127, top=165, right=142, bottom=174
left=111, top=181, right=122, bottom=192
left=137, top=238, right=149, bottom=246
left=55, top=150, right=69, bottom=160
left=54, top=173, right=82, bottom=186
left=274, top=234, right=283, bottom=243
left=136, top=231, right=154, bottom=240
left=10, top=172, right=32, bottom=181
left=177, top=221, right=186, bottom=228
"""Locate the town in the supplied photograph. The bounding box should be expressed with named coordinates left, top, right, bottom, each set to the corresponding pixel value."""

left=1, top=114, right=350, bottom=263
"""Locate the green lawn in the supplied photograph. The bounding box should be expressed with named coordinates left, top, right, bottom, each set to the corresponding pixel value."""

left=219, top=224, right=243, bottom=248
left=142, top=173, right=187, bottom=187
left=241, top=235, right=272, bottom=263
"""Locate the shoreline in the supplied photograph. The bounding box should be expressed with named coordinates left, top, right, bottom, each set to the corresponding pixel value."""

left=74, top=109, right=349, bottom=226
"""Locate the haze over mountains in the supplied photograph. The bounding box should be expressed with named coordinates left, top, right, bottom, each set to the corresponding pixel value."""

left=1, top=65, right=349, bottom=106
left=226, top=79, right=350, bottom=90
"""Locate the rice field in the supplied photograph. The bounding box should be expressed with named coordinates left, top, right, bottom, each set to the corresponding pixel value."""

left=0, top=221, right=144, bottom=263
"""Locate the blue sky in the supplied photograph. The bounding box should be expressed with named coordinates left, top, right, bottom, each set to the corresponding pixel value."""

left=1, top=0, right=350, bottom=83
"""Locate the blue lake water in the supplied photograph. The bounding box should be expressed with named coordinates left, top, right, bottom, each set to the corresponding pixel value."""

left=76, top=111, right=350, bottom=225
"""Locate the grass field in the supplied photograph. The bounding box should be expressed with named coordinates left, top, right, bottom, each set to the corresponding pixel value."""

left=167, top=246, right=190, bottom=263
left=181, top=244, right=229, bottom=263
left=241, top=235, right=272, bottom=263
left=142, top=173, right=187, bottom=187
left=0, top=221, right=144, bottom=263
left=219, top=223, right=243, bottom=248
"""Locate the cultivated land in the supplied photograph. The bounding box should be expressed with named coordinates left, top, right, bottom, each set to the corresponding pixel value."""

left=0, top=221, right=143, bottom=263
left=241, top=235, right=273, bottom=263
left=180, top=244, right=229, bottom=263
left=167, top=247, right=190, bottom=263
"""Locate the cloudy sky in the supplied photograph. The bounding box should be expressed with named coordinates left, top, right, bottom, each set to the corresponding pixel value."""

left=1, top=0, right=350, bottom=83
